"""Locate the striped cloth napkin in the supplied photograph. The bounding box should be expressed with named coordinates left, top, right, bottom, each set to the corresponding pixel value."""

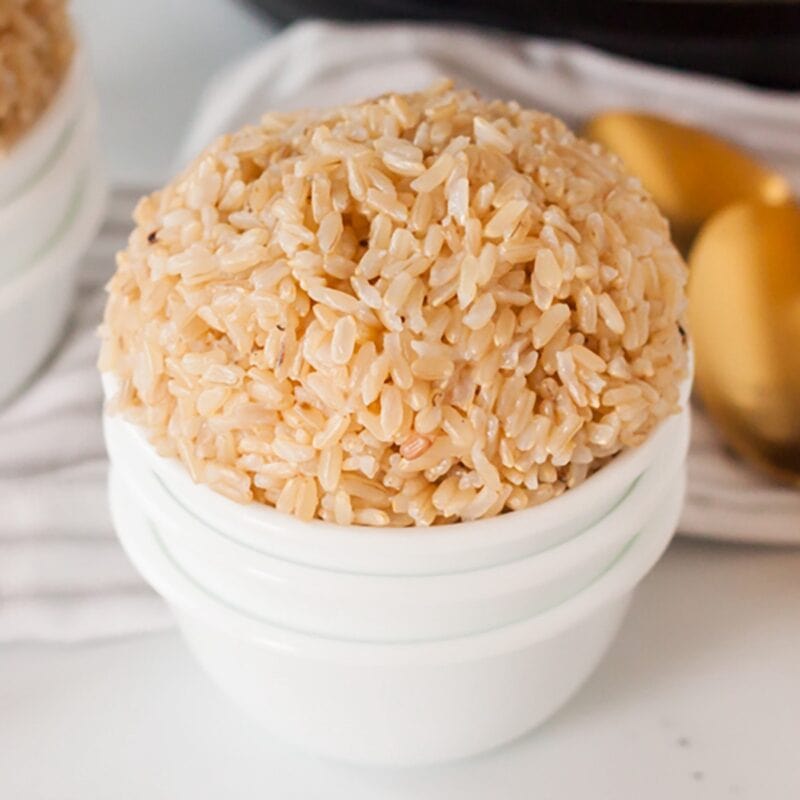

left=0, top=189, right=171, bottom=641
left=1, top=20, right=798, bottom=643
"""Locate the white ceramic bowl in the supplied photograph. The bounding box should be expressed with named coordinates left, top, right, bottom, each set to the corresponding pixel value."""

left=103, top=373, right=691, bottom=576
left=110, top=464, right=685, bottom=765
left=0, top=161, right=106, bottom=404
left=0, top=96, right=98, bottom=283
left=0, top=53, right=86, bottom=205
left=105, top=406, right=690, bottom=641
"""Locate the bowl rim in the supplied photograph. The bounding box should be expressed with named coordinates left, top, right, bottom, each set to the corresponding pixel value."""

left=111, top=463, right=683, bottom=662
left=107, top=404, right=689, bottom=594
left=102, top=368, right=691, bottom=551
left=0, top=157, right=107, bottom=308
left=0, top=95, right=97, bottom=279
left=0, top=51, right=86, bottom=204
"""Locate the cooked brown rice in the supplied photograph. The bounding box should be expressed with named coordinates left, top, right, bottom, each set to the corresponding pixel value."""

left=0, top=0, right=74, bottom=152
left=100, top=81, right=688, bottom=527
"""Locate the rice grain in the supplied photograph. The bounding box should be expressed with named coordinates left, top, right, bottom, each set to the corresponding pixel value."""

left=101, top=82, right=688, bottom=527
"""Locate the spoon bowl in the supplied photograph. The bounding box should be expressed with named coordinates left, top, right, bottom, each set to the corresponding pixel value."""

left=688, top=201, right=800, bottom=485
left=583, top=111, right=792, bottom=251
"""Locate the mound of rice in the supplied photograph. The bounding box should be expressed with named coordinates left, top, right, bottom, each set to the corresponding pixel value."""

left=100, top=81, right=688, bottom=527
left=0, top=0, right=74, bottom=152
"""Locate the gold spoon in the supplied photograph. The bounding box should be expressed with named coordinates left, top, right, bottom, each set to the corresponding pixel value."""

left=584, top=110, right=800, bottom=483
left=688, top=201, right=800, bottom=486
left=583, top=111, right=792, bottom=252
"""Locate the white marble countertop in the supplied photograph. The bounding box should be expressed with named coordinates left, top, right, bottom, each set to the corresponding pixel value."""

left=2, top=539, right=799, bottom=799
left=1, top=2, right=799, bottom=797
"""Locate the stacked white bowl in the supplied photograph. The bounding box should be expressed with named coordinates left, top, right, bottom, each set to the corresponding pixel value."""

left=105, top=376, right=691, bottom=766
left=0, top=52, right=106, bottom=404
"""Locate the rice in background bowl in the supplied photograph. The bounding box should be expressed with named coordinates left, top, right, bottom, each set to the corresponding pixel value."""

left=0, top=0, right=74, bottom=153
left=99, top=81, right=688, bottom=527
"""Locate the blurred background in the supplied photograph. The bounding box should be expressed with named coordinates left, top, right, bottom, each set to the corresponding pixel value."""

left=71, top=0, right=271, bottom=184
left=72, top=0, right=800, bottom=184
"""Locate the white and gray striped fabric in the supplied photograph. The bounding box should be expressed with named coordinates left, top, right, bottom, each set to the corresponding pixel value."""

left=1, top=21, right=798, bottom=643
left=0, top=188, right=171, bottom=642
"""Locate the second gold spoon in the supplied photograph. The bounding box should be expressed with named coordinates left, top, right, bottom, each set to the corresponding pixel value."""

left=688, top=201, right=800, bottom=485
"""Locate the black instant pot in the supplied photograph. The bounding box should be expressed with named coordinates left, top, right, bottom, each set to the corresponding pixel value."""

left=243, top=1, right=800, bottom=89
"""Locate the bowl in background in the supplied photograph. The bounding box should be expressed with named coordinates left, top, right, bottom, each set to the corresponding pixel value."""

left=0, top=162, right=106, bottom=404
left=0, top=43, right=105, bottom=405
left=0, top=98, right=98, bottom=283
left=0, top=53, right=86, bottom=204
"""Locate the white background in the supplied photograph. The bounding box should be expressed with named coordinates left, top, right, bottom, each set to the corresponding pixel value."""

left=0, top=1, right=798, bottom=797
